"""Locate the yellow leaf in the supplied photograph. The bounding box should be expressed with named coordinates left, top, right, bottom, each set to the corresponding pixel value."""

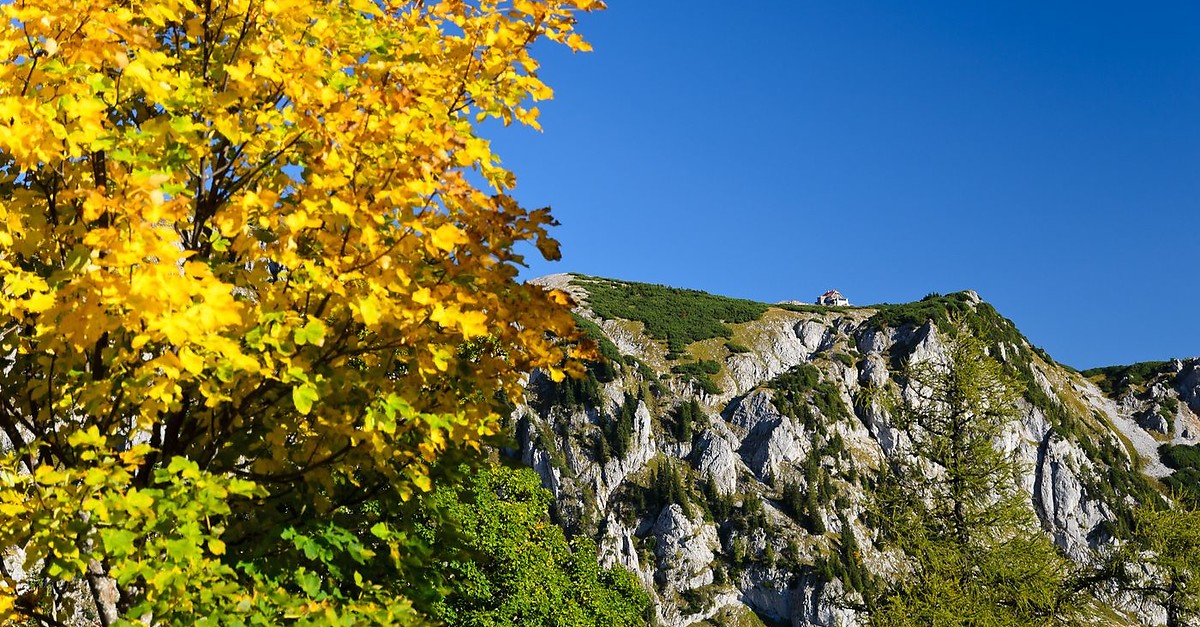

left=225, top=61, right=252, bottom=83
left=208, top=539, right=226, bottom=555
left=430, top=224, right=467, bottom=251
left=431, top=348, right=450, bottom=372
left=25, top=291, right=54, bottom=313
left=357, top=295, right=381, bottom=326
left=0, top=0, right=602, bottom=589
left=349, top=0, right=383, bottom=17
left=458, top=310, right=488, bottom=338
left=178, top=347, right=205, bottom=375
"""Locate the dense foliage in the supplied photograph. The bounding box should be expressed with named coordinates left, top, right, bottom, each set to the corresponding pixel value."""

left=1082, top=361, right=1174, bottom=397
left=769, top=363, right=850, bottom=427
left=1161, top=443, right=1200, bottom=503
left=865, top=292, right=979, bottom=335
left=0, top=0, right=603, bottom=622
left=575, top=276, right=769, bottom=355
left=1101, top=506, right=1200, bottom=627
left=408, top=463, right=651, bottom=627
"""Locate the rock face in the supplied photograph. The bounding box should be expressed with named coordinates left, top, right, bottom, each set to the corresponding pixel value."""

left=694, top=429, right=740, bottom=496
left=1178, top=359, right=1200, bottom=416
left=1035, top=436, right=1112, bottom=561
left=515, top=277, right=1196, bottom=626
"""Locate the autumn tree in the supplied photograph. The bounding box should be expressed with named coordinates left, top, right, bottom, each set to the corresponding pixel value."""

left=0, top=0, right=603, bottom=624
left=867, top=330, right=1080, bottom=626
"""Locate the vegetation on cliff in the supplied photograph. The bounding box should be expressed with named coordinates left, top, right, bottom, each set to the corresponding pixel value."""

left=574, top=275, right=770, bottom=356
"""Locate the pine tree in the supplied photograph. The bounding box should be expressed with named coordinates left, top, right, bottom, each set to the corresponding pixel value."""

left=583, top=370, right=602, bottom=405
left=837, top=513, right=867, bottom=594
left=674, top=399, right=698, bottom=442
left=614, top=393, right=636, bottom=458
left=561, top=376, right=578, bottom=407
left=1105, top=506, right=1200, bottom=627
left=867, top=329, right=1080, bottom=626
left=803, top=452, right=827, bottom=534
left=704, top=476, right=732, bottom=520
left=594, top=430, right=612, bottom=464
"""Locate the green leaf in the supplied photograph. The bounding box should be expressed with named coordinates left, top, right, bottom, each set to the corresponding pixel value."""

left=295, top=569, right=322, bottom=598
left=170, top=116, right=196, bottom=134
left=293, top=319, right=327, bottom=346
left=101, top=528, right=137, bottom=557
left=293, top=383, right=319, bottom=415
left=369, top=522, right=393, bottom=541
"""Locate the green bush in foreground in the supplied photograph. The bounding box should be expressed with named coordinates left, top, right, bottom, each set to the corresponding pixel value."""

left=410, top=462, right=651, bottom=626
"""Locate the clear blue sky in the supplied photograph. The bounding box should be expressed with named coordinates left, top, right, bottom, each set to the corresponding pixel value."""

left=489, top=1, right=1200, bottom=370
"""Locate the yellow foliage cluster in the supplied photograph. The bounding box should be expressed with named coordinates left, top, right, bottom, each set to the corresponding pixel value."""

left=0, top=0, right=601, bottom=622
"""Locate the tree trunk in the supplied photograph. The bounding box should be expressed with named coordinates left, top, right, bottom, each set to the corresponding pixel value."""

left=86, top=559, right=120, bottom=626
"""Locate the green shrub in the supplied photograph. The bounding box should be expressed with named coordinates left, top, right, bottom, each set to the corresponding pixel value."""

left=412, top=463, right=652, bottom=626
left=671, top=360, right=721, bottom=376
left=865, top=292, right=975, bottom=334
left=768, top=364, right=849, bottom=426
left=724, top=341, right=751, bottom=354
left=1161, top=444, right=1200, bottom=472
left=575, top=276, right=769, bottom=354
left=694, top=375, right=722, bottom=395
left=634, top=359, right=656, bottom=381
left=1081, top=361, right=1172, bottom=397
left=832, top=352, right=855, bottom=368
left=1163, top=468, right=1200, bottom=504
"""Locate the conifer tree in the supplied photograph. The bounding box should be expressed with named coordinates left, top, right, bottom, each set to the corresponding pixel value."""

left=1106, top=506, right=1200, bottom=627
left=803, top=452, right=827, bottom=534
left=613, top=392, right=636, bottom=458
left=674, top=399, right=698, bottom=442
left=867, top=329, right=1079, bottom=626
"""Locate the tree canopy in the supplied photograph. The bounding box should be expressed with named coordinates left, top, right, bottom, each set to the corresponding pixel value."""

left=0, top=0, right=603, bottom=623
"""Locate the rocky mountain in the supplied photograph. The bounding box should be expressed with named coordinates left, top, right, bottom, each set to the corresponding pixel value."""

left=510, top=274, right=1200, bottom=627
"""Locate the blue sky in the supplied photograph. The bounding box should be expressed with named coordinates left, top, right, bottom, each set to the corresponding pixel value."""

left=489, top=1, right=1199, bottom=370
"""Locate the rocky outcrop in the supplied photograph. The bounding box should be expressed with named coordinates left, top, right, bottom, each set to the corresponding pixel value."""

left=730, top=392, right=809, bottom=483
left=1177, top=359, right=1200, bottom=416
left=653, top=505, right=719, bottom=589
left=1035, top=435, right=1112, bottom=560
left=694, top=427, right=740, bottom=496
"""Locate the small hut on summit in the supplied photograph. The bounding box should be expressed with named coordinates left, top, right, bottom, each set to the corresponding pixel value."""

left=816, top=290, right=849, bottom=307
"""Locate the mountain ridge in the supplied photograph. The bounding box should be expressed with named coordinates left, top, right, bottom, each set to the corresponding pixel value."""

left=530, top=272, right=1196, bottom=372
left=513, top=273, right=1200, bottom=626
